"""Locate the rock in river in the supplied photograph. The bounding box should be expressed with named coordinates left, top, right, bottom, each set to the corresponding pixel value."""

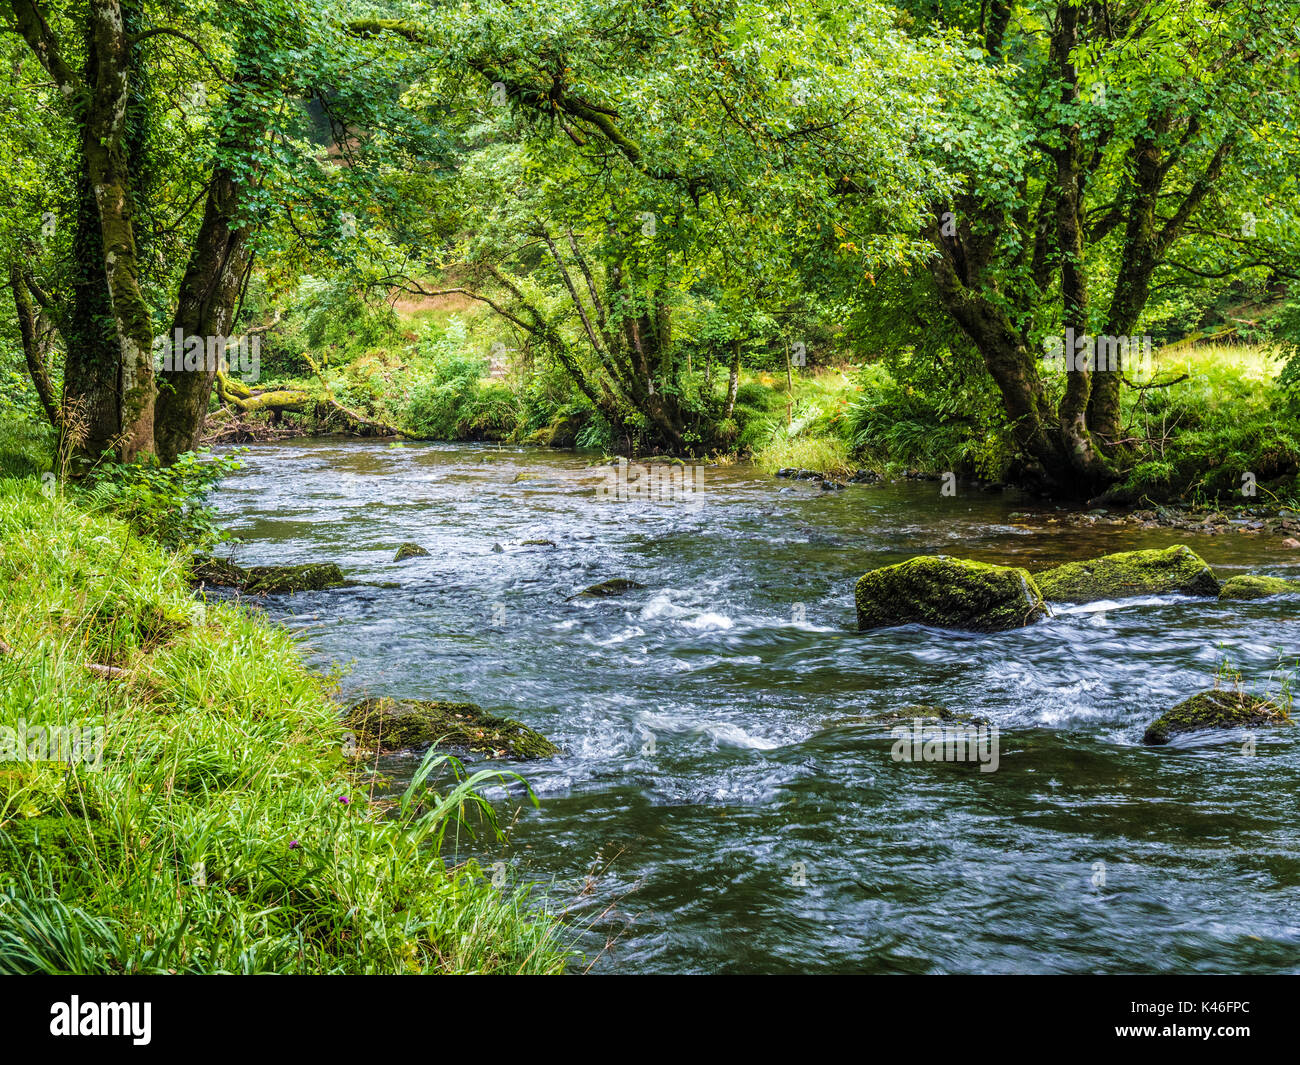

left=855, top=556, right=1048, bottom=633
left=1142, top=689, right=1292, bottom=745
left=1217, top=574, right=1298, bottom=600
left=345, top=697, right=558, bottom=759
left=1034, top=545, right=1218, bottom=604
left=191, top=556, right=347, bottom=594
left=393, top=542, right=431, bottom=561
left=567, top=579, right=646, bottom=600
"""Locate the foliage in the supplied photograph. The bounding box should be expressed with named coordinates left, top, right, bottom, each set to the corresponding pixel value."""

left=78, top=450, right=246, bottom=552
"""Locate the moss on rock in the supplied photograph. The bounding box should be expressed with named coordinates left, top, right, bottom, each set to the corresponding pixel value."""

left=870, top=704, right=990, bottom=727
left=190, top=556, right=247, bottom=587
left=854, top=555, right=1047, bottom=632
left=244, top=563, right=346, bottom=594
left=1034, top=545, right=1219, bottom=603
left=345, top=697, right=559, bottom=759
left=1217, top=574, right=1297, bottom=600
left=393, top=542, right=431, bottom=562
left=1142, top=688, right=1291, bottom=745
left=190, top=557, right=347, bottom=594
left=567, top=579, right=645, bottom=600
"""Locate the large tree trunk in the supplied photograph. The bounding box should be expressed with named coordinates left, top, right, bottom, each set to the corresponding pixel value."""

left=927, top=226, right=1113, bottom=499
left=154, top=167, right=252, bottom=464
left=62, top=173, right=121, bottom=461
left=82, top=0, right=155, bottom=462
left=1049, top=2, right=1109, bottom=486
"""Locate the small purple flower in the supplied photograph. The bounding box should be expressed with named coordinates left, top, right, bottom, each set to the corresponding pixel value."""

left=288, top=840, right=300, bottom=850
left=338, top=795, right=351, bottom=805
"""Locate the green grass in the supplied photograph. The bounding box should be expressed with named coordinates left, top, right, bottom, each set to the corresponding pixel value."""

left=1113, top=343, right=1300, bottom=505
left=0, top=475, right=569, bottom=974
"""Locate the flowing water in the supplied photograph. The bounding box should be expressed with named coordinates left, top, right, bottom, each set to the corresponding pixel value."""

left=212, top=439, right=1300, bottom=974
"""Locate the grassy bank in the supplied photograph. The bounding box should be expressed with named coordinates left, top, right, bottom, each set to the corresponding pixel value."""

left=0, top=456, right=568, bottom=973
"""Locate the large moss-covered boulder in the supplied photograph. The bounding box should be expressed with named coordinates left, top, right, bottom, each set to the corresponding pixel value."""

left=1218, top=574, right=1298, bottom=601
left=190, top=557, right=346, bottom=594
left=1142, top=689, right=1291, bottom=745
left=344, top=697, right=558, bottom=759
left=244, top=563, right=346, bottom=594
left=1034, top=545, right=1218, bottom=603
left=854, top=556, right=1047, bottom=632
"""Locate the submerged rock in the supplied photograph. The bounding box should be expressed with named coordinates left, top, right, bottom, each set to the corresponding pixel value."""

left=869, top=704, right=990, bottom=727
left=1142, top=689, right=1291, bottom=745
left=190, top=557, right=346, bottom=594
left=1034, top=545, right=1219, bottom=603
left=345, top=697, right=559, bottom=759
left=1217, top=574, right=1298, bottom=600
left=393, top=542, right=431, bottom=562
left=855, top=556, right=1047, bottom=633
left=567, top=579, right=646, bottom=600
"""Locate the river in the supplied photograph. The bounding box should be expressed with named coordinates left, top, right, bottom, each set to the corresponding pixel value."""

left=211, top=438, right=1300, bottom=974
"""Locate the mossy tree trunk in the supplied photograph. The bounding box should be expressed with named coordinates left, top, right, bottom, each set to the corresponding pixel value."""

left=10, top=0, right=156, bottom=462
left=154, top=165, right=253, bottom=464
left=7, top=261, right=60, bottom=426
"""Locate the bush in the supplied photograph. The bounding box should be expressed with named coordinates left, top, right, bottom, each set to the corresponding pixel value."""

left=402, top=318, right=522, bottom=440
left=78, top=449, right=244, bottom=552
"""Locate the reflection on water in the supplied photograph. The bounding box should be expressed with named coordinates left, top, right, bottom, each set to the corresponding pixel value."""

left=213, top=438, right=1300, bottom=973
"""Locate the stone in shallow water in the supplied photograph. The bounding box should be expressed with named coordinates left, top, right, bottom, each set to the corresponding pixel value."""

left=1142, top=689, right=1291, bottom=745
left=243, top=563, right=346, bottom=594
left=344, top=697, right=558, bottom=759
left=1217, top=574, right=1297, bottom=600
left=854, top=555, right=1047, bottom=633
left=393, top=542, right=431, bottom=562
left=1034, top=545, right=1218, bottom=604
left=189, top=557, right=346, bottom=594
left=568, top=579, right=645, bottom=600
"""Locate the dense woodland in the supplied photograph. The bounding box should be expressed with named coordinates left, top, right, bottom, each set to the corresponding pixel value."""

left=2, top=0, right=1298, bottom=501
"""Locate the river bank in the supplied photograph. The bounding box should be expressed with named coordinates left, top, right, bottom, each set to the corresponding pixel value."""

left=0, top=471, right=569, bottom=974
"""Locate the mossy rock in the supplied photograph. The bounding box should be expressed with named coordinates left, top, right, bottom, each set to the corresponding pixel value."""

left=1142, top=689, right=1291, bottom=745
left=870, top=704, right=990, bottom=727
left=567, top=579, right=645, bottom=600
left=345, top=697, right=559, bottom=759
left=393, top=542, right=431, bottom=562
left=190, top=556, right=248, bottom=587
left=190, top=557, right=347, bottom=594
left=1217, top=574, right=1298, bottom=601
left=855, top=556, right=1047, bottom=633
left=243, top=563, right=346, bottom=594
left=1034, top=545, right=1219, bottom=603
